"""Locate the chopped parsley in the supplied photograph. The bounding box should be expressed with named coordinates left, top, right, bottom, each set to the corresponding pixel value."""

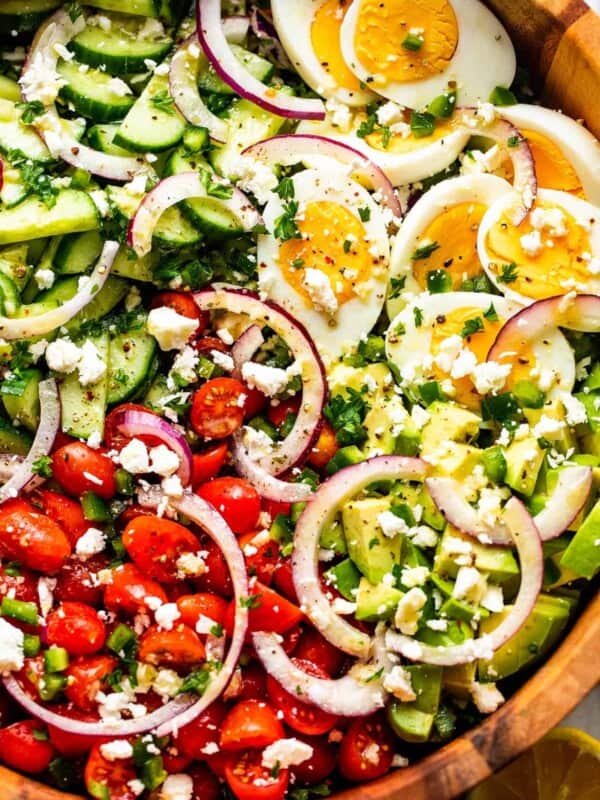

left=150, top=91, right=175, bottom=115
left=497, top=261, right=519, bottom=284
left=16, top=100, right=45, bottom=124
left=413, top=306, right=423, bottom=327
left=324, top=386, right=370, bottom=446
left=32, top=455, right=53, bottom=478
left=358, top=206, right=371, bottom=222
left=274, top=200, right=301, bottom=241
left=460, top=316, right=485, bottom=338
left=484, top=303, right=499, bottom=321
left=410, top=110, right=436, bottom=138
left=388, top=275, right=406, bottom=299
left=240, top=593, right=263, bottom=609
left=411, top=241, right=440, bottom=260
left=274, top=176, right=295, bottom=200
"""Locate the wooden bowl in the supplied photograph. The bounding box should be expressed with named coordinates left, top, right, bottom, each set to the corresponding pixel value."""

left=2, top=2, right=600, bottom=799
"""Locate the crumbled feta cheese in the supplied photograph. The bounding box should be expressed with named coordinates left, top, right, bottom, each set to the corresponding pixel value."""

left=216, top=327, right=234, bottom=345
left=34, top=268, right=55, bottom=290
left=470, top=681, right=505, bottom=714
left=211, top=350, right=235, bottom=373
left=378, top=510, right=408, bottom=538
left=363, top=742, right=381, bottom=765
left=37, top=576, right=56, bottom=617
left=0, top=618, right=24, bottom=672
left=472, top=361, right=512, bottom=395
left=149, top=445, right=180, bottom=477
left=532, top=414, right=565, bottom=438
left=394, top=587, right=427, bottom=635
left=241, top=362, right=289, bottom=397
left=325, top=96, right=353, bottom=130
left=147, top=307, right=199, bottom=351
left=434, top=335, right=463, bottom=373
left=231, top=155, right=278, bottom=204
left=302, top=268, right=338, bottom=315
left=561, top=392, right=588, bottom=426
left=45, top=338, right=81, bottom=374
left=376, top=101, right=404, bottom=126
left=87, top=430, right=102, bottom=449
left=453, top=566, right=486, bottom=604
left=392, top=754, right=409, bottom=768
left=400, top=566, right=429, bottom=588
left=481, top=585, right=504, bottom=613
left=78, top=341, right=107, bottom=387
left=242, top=426, right=274, bottom=461
left=29, top=339, right=48, bottom=362
left=519, top=229, right=543, bottom=256
left=119, top=438, right=150, bottom=474
left=331, top=598, right=357, bottom=615
left=127, top=779, right=145, bottom=796
left=383, top=665, right=416, bottom=701
left=153, top=669, right=183, bottom=699
left=450, top=348, right=478, bottom=380
left=160, top=773, right=194, bottom=800
left=176, top=551, right=207, bottom=578
left=410, top=404, right=430, bottom=430
left=100, top=740, right=134, bottom=761
left=162, top=475, right=184, bottom=497
left=124, top=285, right=142, bottom=312
left=76, top=527, right=107, bottom=557
left=108, top=77, right=133, bottom=97
left=476, top=101, right=497, bottom=125
left=262, top=738, right=314, bottom=770
left=170, top=345, right=199, bottom=385
left=155, top=603, right=181, bottom=631
left=530, top=206, right=567, bottom=237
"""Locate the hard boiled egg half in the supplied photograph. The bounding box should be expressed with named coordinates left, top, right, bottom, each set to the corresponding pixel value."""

left=386, top=292, right=574, bottom=410
left=340, top=0, right=516, bottom=108
left=477, top=188, right=600, bottom=304
left=257, top=167, right=390, bottom=364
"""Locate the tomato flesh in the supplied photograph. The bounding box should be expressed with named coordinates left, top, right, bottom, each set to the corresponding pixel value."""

left=84, top=743, right=137, bottom=800
left=338, top=713, right=396, bottom=782
left=46, top=602, right=107, bottom=656
left=267, top=658, right=339, bottom=736
left=198, top=477, right=260, bottom=535
left=220, top=699, right=284, bottom=751
left=225, top=749, right=289, bottom=800
left=0, top=720, right=55, bottom=774
left=52, top=442, right=116, bottom=499
left=122, top=515, right=202, bottom=584
left=0, top=497, right=71, bottom=574
left=190, top=377, right=246, bottom=440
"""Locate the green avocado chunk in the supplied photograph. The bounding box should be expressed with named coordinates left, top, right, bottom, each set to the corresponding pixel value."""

left=355, top=577, right=403, bottom=622
left=342, top=497, right=403, bottom=584
left=386, top=665, right=443, bottom=743
left=560, top=499, right=600, bottom=579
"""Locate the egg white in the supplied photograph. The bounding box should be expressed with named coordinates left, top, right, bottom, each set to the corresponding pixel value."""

left=257, top=167, right=390, bottom=365
left=340, top=0, right=516, bottom=109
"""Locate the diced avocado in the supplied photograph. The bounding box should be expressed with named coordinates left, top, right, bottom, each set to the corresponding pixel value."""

left=324, top=559, right=361, bottom=602
left=429, top=442, right=482, bottom=480
left=570, top=454, right=600, bottom=491
left=355, top=577, right=403, bottom=622
left=319, top=516, right=347, bottom=556
left=524, top=398, right=577, bottom=453
left=0, top=416, right=32, bottom=455
left=440, top=595, right=488, bottom=624
left=391, top=482, right=445, bottom=531
left=443, top=662, right=477, bottom=699
left=478, top=593, right=571, bottom=681
left=386, top=665, right=443, bottom=743
left=545, top=467, right=592, bottom=530
left=504, top=436, right=545, bottom=497
left=2, top=368, right=42, bottom=433
left=419, top=402, right=480, bottom=454
left=560, top=499, right=600, bottom=579
left=342, top=497, right=403, bottom=583
left=434, top=526, right=520, bottom=587
left=325, top=445, right=364, bottom=475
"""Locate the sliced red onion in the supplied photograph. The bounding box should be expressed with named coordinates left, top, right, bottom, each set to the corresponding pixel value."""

left=231, top=444, right=313, bottom=503
left=170, top=17, right=250, bottom=144
left=253, top=632, right=385, bottom=717
left=197, top=0, right=325, bottom=120
left=456, top=108, right=537, bottom=224
left=243, top=134, right=402, bottom=217
left=293, top=456, right=429, bottom=659
left=108, top=407, right=193, bottom=486
left=0, top=240, right=117, bottom=340
left=231, top=324, right=264, bottom=380
left=128, top=172, right=260, bottom=257
left=0, top=379, right=59, bottom=504
left=249, top=7, right=293, bottom=71
left=488, top=294, right=600, bottom=365
left=427, top=467, right=592, bottom=546
left=386, top=497, right=543, bottom=666
left=194, top=288, right=327, bottom=479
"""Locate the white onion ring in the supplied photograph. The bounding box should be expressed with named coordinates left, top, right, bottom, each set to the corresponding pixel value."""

left=232, top=444, right=313, bottom=503
left=0, top=379, right=59, bottom=504
left=196, top=0, right=325, bottom=120
left=127, top=172, right=260, bottom=257
left=293, top=455, right=429, bottom=659
left=0, top=240, right=117, bottom=340
left=108, top=407, right=193, bottom=486
left=386, top=497, right=543, bottom=666
left=231, top=324, right=264, bottom=380
left=426, top=467, right=592, bottom=545
left=243, top=134, right=402, bottom=217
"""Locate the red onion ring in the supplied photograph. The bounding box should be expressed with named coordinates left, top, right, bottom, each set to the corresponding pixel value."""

left=386, top=497, right=543, bottom=666
left=0, top=379, right=59, bottom=504
left=293, top=456, right=429, bottom=659
left=108, top=407, right=193, bottom=486
left=127, top=172, right=261, bottom=257
left=249, top=7, right=293, bottom=71
left=243, top=134, right=402, bottom=217
left=231, top=323, right=264, bottom=380
left=0, top=240, right=117, bottom=340
left=197, top=0, right=325, bottom=120
left=427, top=467, right=592, bottom=546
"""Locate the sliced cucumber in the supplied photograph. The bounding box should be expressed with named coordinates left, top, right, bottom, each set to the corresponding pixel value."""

left=0, top=244, right=32, bottom=291
left=0, top=273, right=20, bottom=317
left=199, top=45, right=273, bottom=96
left=0, top=99, right=52, bottom=164
left=0, top=166, right=30, bottom=208
left=0, top=190, right=99, bottom=246
left=108, top=318, right=157, bottom=404
left=2, top=367, right=42, bottom=433
left=0, top=77, right=21, bottom=103
left=82, top=0, right=160, bottom=17
left=0, top=415, right=32, bottom=455
left=54, top=230, right=103, bottom=275
left=57, top=59, right=135, bottom=123
left=165, top=147, right=245, bottom=238
left=88, top=123, right=138, bottom=157
left=60, top=332, right=109, bottom=439
left=113, top=72, right=185, bottom=153
left=112, top=247, right=157, bottom=282
left=70, top=16, right=173, bottom=75
left=0, top=1, right=61, bottom=36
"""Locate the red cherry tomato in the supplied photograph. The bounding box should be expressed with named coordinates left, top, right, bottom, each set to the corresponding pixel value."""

left=84, top=743, right=137, bottom=800
left=104, top=403, right=163, bottom=451
left=48, top=706, right=110, bottom=756
left=116, top=503, right=156, bottom=530
left=138, top=624, right=205, bottom=667
left=189, top=763, right=221, bottom=800
left=46, top=602, right=106, bottom=656
left=54, top=554, right=109, bottom=606
left=238, top=662, right=268, bottom=702
left=227, top=581, right=303, bottom=636
left=0, top=498, right=71, bottom=574
left=122, top=515, right=202, bottom=584
left=289, top=734, right=337, bottom=785
left=190, top=378, right=246, bottom=440
left=225, top=749, right=288, bottom=800
left=52, top=442, right=116, bottom=500
left=191, top=443, right=229, bottom=489
left=178, top=701, right=227, bottom=758
left=0, top=720, right=55, bottom=774
left=176, top=593, right=228, bottom=629
left=267, top=396, right=301, bottom=428
left=197, top=477, right=260, bottom=535
left=162, top=746, right=193, bottom=774
left=220, top=699, right=284, bottom=751
left=32, top=489, right=88, bottom=546
left=293, top=628, right=346, bottom=677
left=193, top=336, right=228, bottom=356
left=267, top=658, right=338, bottom=736
left=243, top=387, right=267, bottom=419
left=65, top=655, right=118, bottom=712
left=239, top=532, right=279, bottom=585
left=193, top=536, right=233, bottom=597
left=338, top=713, right=396, bottom=783
left=0, top=563, right=38, bottom=604
left=307, top=421, right=339, bottom=470
left=272, top=559, right=298, bottom=604
left=262, top=499, right=291, bottom=520
left=104, top=563, right=168, bottom=615
left=151, top=291, right=207, bottom=327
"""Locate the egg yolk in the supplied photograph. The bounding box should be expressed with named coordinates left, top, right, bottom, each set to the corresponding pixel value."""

left=365, top=117, right=454, bottom=152
left=412, top=202, right=487, bottom=290
left=502, top=129, right=582, bottom=195
left=311, top=0, right=361, bottom=91
left=485, top=201, right=592, bottom=300
left=429, top=306, right=535, bottom=408
left=353, top=0, right=458, bottom=85
left=278, top=201, right=378, bottom=307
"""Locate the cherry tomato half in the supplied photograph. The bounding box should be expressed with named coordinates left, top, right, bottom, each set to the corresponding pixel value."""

left=151, top=291, right=207, bottom=327
left=289, top=733, right=337, bottom=785
left=0, top=498, right=71, bottom=574
left=32, top=489, right=88, bottom=546
left=52, top=442, right=116, bottom=500
left=197, top=477, right=260, bottom=535
left=220, top=699, right=284, bottom=751
left=176, top=593, right=228, bottom=629
left=54, top=554, right=109, bottom=607
left=190, top=378, right=246, bottom=440
left=138, top=624, right=205, bottom=667
left=103, top=563, right=168, bottom=615
left=122, top=515, right=202, bottom=584
left=225, top=749, right=289, bottom=800
left=46, top=602, right=107, bottom=656
left=0, top=720, right=55, bottom=774
left=48, top=706, right=110, bottom=757
left=293, top=627, right=346, bottom=678
left=338, top=713, right=396, bottom=783
left=307, top=421, right=339, bottom=470
left=178, top=701, right=227, bottom=759
left=84, top=743, right=137, bottom=800
left=267, top=658, right=338, bottom=736
left=191, top=442, right=229, bottom=490
left=65, top=655, right=118, bottom=713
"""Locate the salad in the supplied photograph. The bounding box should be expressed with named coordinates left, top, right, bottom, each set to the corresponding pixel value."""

left=0, top=1, right=598, bottom=799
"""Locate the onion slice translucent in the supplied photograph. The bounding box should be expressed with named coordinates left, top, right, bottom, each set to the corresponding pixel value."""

left=386, top=497, right=543, bottom=666
left=293, top=456, right=429, bottom=659
left=128, top=172, right=260, bottom=257
left=0, top=379, right=59, bottom=503
left=231, top=324, right=264, bottom=380
left=231, top=443, right=313, bottom=503
left=243, top=133, right=402, bottom=216
left=427, top=468, right=592, bottom=545
left=197, top=0, right=325, bottom=120
left=0, top=240, right=117, bottom=340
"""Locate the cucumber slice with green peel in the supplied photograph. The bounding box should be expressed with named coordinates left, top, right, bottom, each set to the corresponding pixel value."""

left=70, top=17, right=173, bottom=75
left=0, top=1, right=61, bottom=36
left=0, top=0, right=61, bottom=11
left=0, top=167, right=31, bottom=209
left=88, top=123, right=138, bottom=157
left=0, top=99, right=53, bottom=164
left=111, top=248, right=157, bottom=282
left=54, top=231, right=104, bottom=275
left=2, top=368, right=42, bottom=433
left=0, top=77, right=21, bottom=103
left=198, top=45, right=274, bottom=96
left=60, top=333, right=109, bottom=439
left=82, top=0, right=160, bottom=17
left=0, top=191, right=99, bottom=246
left=108, top=320, right=158, bottom=404
left=27, top=238, right=49, bottom=266
left=0, top=273, right=20, bottom=317
left=0, top=244, right=32, bottom=291
left=165, top=147, right=245, bottom=238
left=0, top=416, right=32, bottom=455
left=57, top=60, right=135, bottom=123
left=113, top=72, right=185, bottom=153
